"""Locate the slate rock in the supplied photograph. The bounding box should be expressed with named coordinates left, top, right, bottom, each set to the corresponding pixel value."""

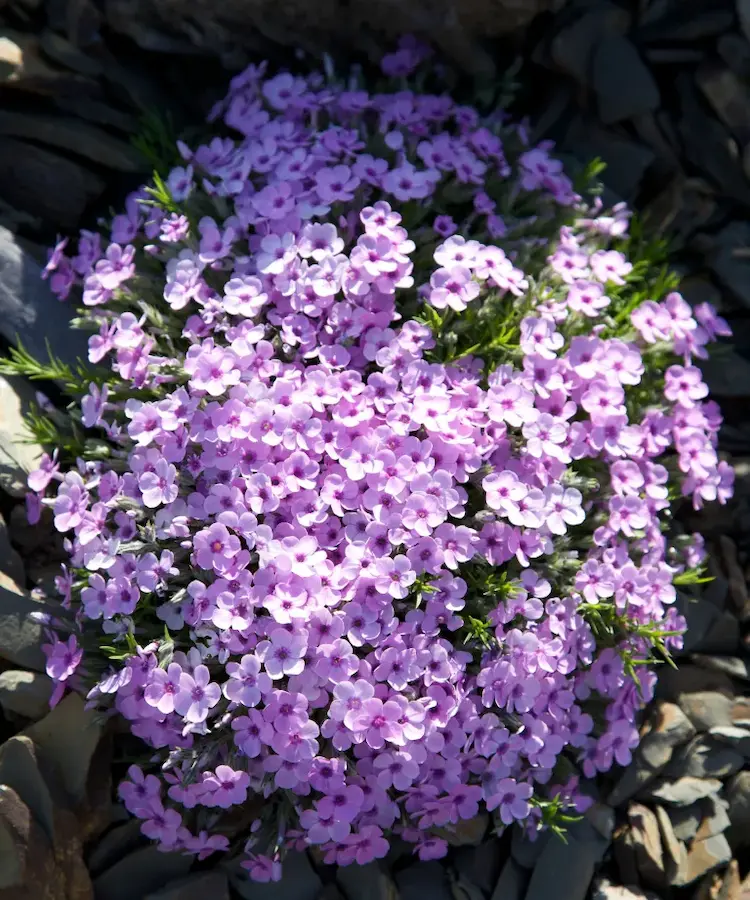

left=701, top=347, right=750, bottom=400
left=86, top=819, right=145, bottom=878
left=718, top=33, right=750, bottom=81
left=454, top=836, right=505, bottom=897
left=731, top=696, right=750, bottom=726
left=720, top=859, right=742, bottom=900
left=0, top=137, right=105, bottom=232
left=668, top=736, right=744, bottom=779
left=609, top=705, right=694, bottom=807
left=94, top=846, right=192, bottom=900
left=524, top=818, right=610, bottom=900
left=668, top=802, right=703, bottom=842
left=0, top=781, right=92, bottom=898
left=647, top=777, right=723, bottom=807
left=550, top=5, right=630, bottom=83
left=677, top=76, right=750, bottom=208
left=591, top=881, right=660, bottom=900
left=627, top=803, right=664, bottom=888
left=0, top=512, right=24, bottom=585
left=675, top=594, right=721, bottom=653
left=24, top=691, right=103, bottom=806
left=592, top=34, right=659, bottom=124
left=0, top=670, right=53, bottom=720
left=395, top=861, right=452, bottom=900
left=720, top=534, right=750, bottom=616
left=639, top=6, right=734, bottom=42
left=708, top=221, right=750, bottom=311
left=0, top=226, right=89, bottom=370
left=144, top=871, right=231, bottom=900
left=697, top=61, right=750, bottom=145
left=0, top=374, right=43, bottom=499
left=0, top=735, right=55, bottom=842
left=490, top=857, right=529, bottom=900
left=679, top=691, right=733, bottom=731
left=0, top=111, right=144, bottom=173
left=0, top=785, right=29, bottom=890
left=673, top=833, right=732, bottom=887
left=609, top=761, right=661, bottom=809
left=438, top=811, right=488, bottom=846
left=695, top=795, right=732, bottom=841
left=656, top=664, right=735, bottom=701
left=564, top=117, right=655, bottom=201
left=693, top=654, right=750, bottom=682
left=0, top=36, right=23, bottom=79
left=0, top=571, right=54, bottom=672
left=227, top=851, right=322, bottom=900
left=336, top=861, right=398, bottom=900
left=38, top=29, right=104, bottom=77
left=679, top=276, right=723, bottom=313
left=699, top=611, right=741, bottom=656
left=709, top=725, right=750, bottom=756
left=656, top=805, right=686, bottom=866
left=510, top=825, right=550, bottom=868
left=639, top=702, right=696, bottom=769
left=726, top=771, right=750, bottom=837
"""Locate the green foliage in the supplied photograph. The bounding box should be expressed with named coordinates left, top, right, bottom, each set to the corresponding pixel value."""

left=142, top=170, right=181, bottom=215
left=20, top=402, right=92, bottom=460
left=527, top=795, right=583, bottom=842
left=673, top=566, right=714, bottom=586
left=0, top=340, right=93, bottom=394
left=131, top=110, right=182, bottom=177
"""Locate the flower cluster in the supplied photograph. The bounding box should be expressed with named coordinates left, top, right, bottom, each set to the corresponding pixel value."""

left=30, top=38, right=732, bottom=881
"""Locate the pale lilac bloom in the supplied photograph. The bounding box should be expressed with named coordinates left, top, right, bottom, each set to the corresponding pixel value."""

left=174, top=665, right=221, bottom=723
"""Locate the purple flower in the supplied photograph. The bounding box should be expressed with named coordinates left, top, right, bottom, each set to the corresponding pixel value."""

left=193, top=523, right=241, bottom=571
left=201, top=765, right=251, bottom=808
left=144, top=662, right=183, bottom=715
left=43, top=634, right=83, bottom=683
left=119, top=765, right=161, bottom=815
left=223, top=655, right=271, bottom=706
left=139, top=459, right=178, bottom=508
left=487, top=778, right=533, bottom=824
left=174, top=665, right=221, bottom=723
left=352, top=698, right=404, bottom=749
left=256, top=629, right=307, bottom=680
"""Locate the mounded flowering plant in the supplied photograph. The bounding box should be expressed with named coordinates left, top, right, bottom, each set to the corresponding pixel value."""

left=9, top=39, right=735, bottom=882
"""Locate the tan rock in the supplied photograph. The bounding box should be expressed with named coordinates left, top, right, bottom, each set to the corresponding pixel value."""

left=655, top=805, right=687, bottom=883
left=673, top=834, right=732, bottom=887
left=627, top=804, right=665, bottom=888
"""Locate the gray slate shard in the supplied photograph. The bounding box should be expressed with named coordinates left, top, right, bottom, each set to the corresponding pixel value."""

left=0, top=225, right=88, bottom=370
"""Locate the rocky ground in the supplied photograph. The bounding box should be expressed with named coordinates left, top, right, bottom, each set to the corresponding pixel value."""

left=2, top=0, right=750, bottom=898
